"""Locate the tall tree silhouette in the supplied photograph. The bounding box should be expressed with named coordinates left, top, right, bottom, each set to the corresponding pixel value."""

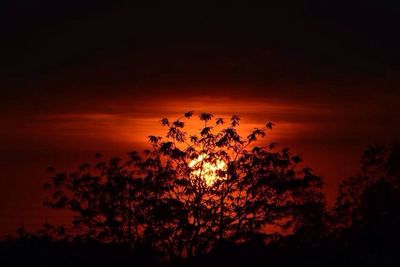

left=44, top=112, right=324, bottom=259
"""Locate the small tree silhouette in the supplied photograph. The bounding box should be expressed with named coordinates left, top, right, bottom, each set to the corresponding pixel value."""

left=44, top=112, right=324, bottom=259
left=335, top=144, right=400, bottom=245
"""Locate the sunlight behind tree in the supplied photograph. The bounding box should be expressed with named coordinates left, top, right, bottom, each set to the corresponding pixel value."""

left=43, top=111, right=324, bottom=259
left=189, top=153, right=227, bottom=186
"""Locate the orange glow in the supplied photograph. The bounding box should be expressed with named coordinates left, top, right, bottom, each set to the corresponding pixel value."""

left=0, top=95, right=363, bottom=236
left=188, top=153, right=227, bottom=186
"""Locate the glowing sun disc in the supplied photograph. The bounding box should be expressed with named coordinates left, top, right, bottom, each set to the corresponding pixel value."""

left=189, top=154, right=227, bottom=186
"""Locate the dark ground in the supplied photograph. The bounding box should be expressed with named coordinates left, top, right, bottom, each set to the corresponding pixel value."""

left=1, top=237, right=399, bottom=267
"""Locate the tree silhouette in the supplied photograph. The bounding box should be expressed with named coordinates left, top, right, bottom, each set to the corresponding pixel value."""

left=44, top=112, right=324, bottom=259
left=335, top=144, right=400, bottom=246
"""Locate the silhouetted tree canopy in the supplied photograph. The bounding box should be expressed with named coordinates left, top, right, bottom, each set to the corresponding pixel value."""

left=335, top=143, right=400, bottom=246
left=43, top=112, right=324, bottom=259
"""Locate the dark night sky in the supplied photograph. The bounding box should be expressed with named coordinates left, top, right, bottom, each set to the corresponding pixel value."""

left=1, top=0, right=400, bottom=237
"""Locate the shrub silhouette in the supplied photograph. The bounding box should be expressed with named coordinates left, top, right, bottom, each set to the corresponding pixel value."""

left=44, top=112, right=324, bottom=259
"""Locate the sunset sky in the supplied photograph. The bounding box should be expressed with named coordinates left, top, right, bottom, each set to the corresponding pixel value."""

left=1, top=1, right=400, bottom=237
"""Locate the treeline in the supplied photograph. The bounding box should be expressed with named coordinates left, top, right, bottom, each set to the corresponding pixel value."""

left=2, top=113, right=400, bottom=266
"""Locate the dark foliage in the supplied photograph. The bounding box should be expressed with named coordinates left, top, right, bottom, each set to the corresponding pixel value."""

left=41, top=112, right=324, bottom=261
left=334, top=143, right=400, bottom=247
left=5, top=114, right=400, bottom=266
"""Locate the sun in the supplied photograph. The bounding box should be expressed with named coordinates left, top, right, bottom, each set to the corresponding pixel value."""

left=188, top=153, right=227, bottom=186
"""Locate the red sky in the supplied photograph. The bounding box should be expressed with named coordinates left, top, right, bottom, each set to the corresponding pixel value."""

left=2, top=88, right=399, bottom=237
left=1, top=1, right=400, bottom=238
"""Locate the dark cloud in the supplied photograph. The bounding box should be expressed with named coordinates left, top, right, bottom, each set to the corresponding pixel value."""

left=1, top=0, right=399, bottom=90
